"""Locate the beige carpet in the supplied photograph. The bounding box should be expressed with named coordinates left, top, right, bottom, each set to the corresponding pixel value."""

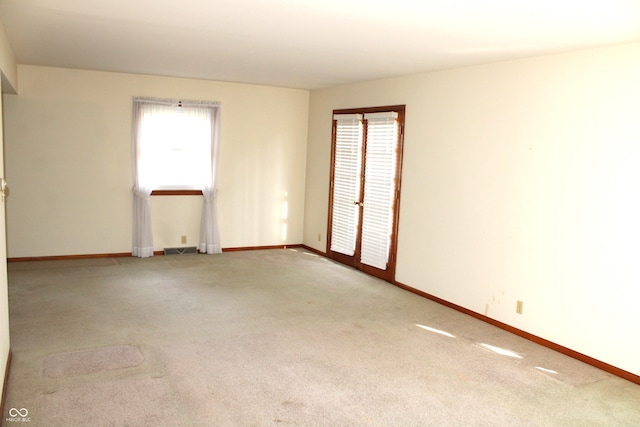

left=42, top=345, right=144, bottom=378
left=7, top=258, right=118, bottom=271
left=4, top=249, right=640, bottom=426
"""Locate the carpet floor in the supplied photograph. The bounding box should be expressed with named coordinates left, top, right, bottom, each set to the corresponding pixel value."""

left=3, top=249, right=640, bottom=426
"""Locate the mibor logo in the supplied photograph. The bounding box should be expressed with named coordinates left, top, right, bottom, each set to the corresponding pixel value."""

left=6, top=407, right=31, bottom=423
left=9, top=409, right=28, bottom=418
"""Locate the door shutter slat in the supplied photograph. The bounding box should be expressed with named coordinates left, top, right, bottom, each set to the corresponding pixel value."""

left=360, top=114, right=398, bottom=270
left=330, top=115, right=363, bottom=256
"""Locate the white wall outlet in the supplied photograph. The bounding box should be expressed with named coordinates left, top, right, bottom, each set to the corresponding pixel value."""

left=181, top=235, right=187, bottom=244
left=516, top=300, right=524, bottom=314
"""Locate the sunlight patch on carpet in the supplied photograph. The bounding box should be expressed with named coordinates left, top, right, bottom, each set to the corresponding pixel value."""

left=42, top=345, right=144, bottom=378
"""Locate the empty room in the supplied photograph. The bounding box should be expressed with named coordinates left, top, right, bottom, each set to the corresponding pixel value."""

left=1, top=0, right=640, bottom=425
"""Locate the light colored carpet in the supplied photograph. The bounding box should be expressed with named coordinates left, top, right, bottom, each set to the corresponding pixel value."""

left=42, top=345, right=144, bottom=378
left=4, top=249, right=640, bottom=426
left=8, top=258, right=118, bottom=271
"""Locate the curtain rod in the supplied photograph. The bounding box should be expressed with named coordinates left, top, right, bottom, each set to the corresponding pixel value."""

left=133, top=96, right=220, bottom=108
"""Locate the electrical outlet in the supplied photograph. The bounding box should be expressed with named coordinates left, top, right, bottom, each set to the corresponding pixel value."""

left=317, top=233, right=321, bottom=241
left=516, top=300, right=523, bottom=314
left=181, top=235, right=187, bottom=244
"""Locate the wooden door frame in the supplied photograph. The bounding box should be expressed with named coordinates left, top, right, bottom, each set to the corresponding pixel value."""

left=326, top=105, right=405, bottom=283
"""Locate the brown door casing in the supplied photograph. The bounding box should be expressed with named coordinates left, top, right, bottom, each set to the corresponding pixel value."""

left=326, top=105, right=405, bottom=283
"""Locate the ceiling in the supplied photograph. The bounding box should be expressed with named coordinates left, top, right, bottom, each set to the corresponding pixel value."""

left=1, top=0, right=640, bottom=90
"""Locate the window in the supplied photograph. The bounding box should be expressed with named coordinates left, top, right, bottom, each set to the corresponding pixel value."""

left=131, top=97, right=222, bottom=257
left=132, top=98, right=220, bottom=193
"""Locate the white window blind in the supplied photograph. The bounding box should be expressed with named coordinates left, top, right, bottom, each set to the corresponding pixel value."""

left=140, top=108, right=212, bottom=189
left=330, top=114, right=363, bottom=256
left=360, top=111, right=399, bottom=269
left=134, top=98, right=219, bottom=191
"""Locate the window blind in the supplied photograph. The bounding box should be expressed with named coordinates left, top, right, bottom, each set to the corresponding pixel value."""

left=330, top=114, right=363, bottom=256
left=360, top=112, right=399, bottom=269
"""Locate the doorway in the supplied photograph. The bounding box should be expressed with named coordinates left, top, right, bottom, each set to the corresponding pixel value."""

left=327, top=105, right=405, bottom=282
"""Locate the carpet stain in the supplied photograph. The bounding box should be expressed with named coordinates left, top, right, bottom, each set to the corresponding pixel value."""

left=281, top=400, right=304, bottom=408
left=42, top=345, right=144, bottom=378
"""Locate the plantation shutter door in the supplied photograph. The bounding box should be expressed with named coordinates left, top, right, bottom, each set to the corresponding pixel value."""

left=360, top=111, right=399, bottom=269
left=330, top=114, right=363, bottom=256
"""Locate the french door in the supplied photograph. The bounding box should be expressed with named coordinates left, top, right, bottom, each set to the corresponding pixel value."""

left=327, top=105, right=405, bottom=282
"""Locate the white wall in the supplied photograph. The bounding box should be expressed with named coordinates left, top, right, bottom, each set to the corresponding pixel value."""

left=304, top=43, right=640, bottom=376
left=0, top=19, right=17, bottom=92
left=0, top=18, right=16, bottom=408
left=4, top=66, right=309, bottom=257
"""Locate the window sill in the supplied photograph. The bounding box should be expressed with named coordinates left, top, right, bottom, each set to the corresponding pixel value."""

left=151, top=190, right=203, bottom=196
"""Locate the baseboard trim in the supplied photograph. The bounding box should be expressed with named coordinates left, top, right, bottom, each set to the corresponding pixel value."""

left=222, top=244, right=303, bottom=252
left=300, top=245, right=327, bottom=257
left=8, top=252, right=132, bottom=262
left=1, top=349, right=11, bottom=420
left=394, top=280, right=640, bottom=385
left=299, top=244, right=640, bottom=385
left=8, top=245, right=305, bottom=262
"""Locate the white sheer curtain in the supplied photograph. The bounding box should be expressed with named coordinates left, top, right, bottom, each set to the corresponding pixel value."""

left=132, top=97, right=222, bottom=257
left=199, top=106, right=222, bottom=254
left=131, top=101, right=157, bottom=258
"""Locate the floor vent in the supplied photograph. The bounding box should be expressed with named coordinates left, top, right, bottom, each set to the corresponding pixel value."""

left=164, top=246, right=198, bottom=255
